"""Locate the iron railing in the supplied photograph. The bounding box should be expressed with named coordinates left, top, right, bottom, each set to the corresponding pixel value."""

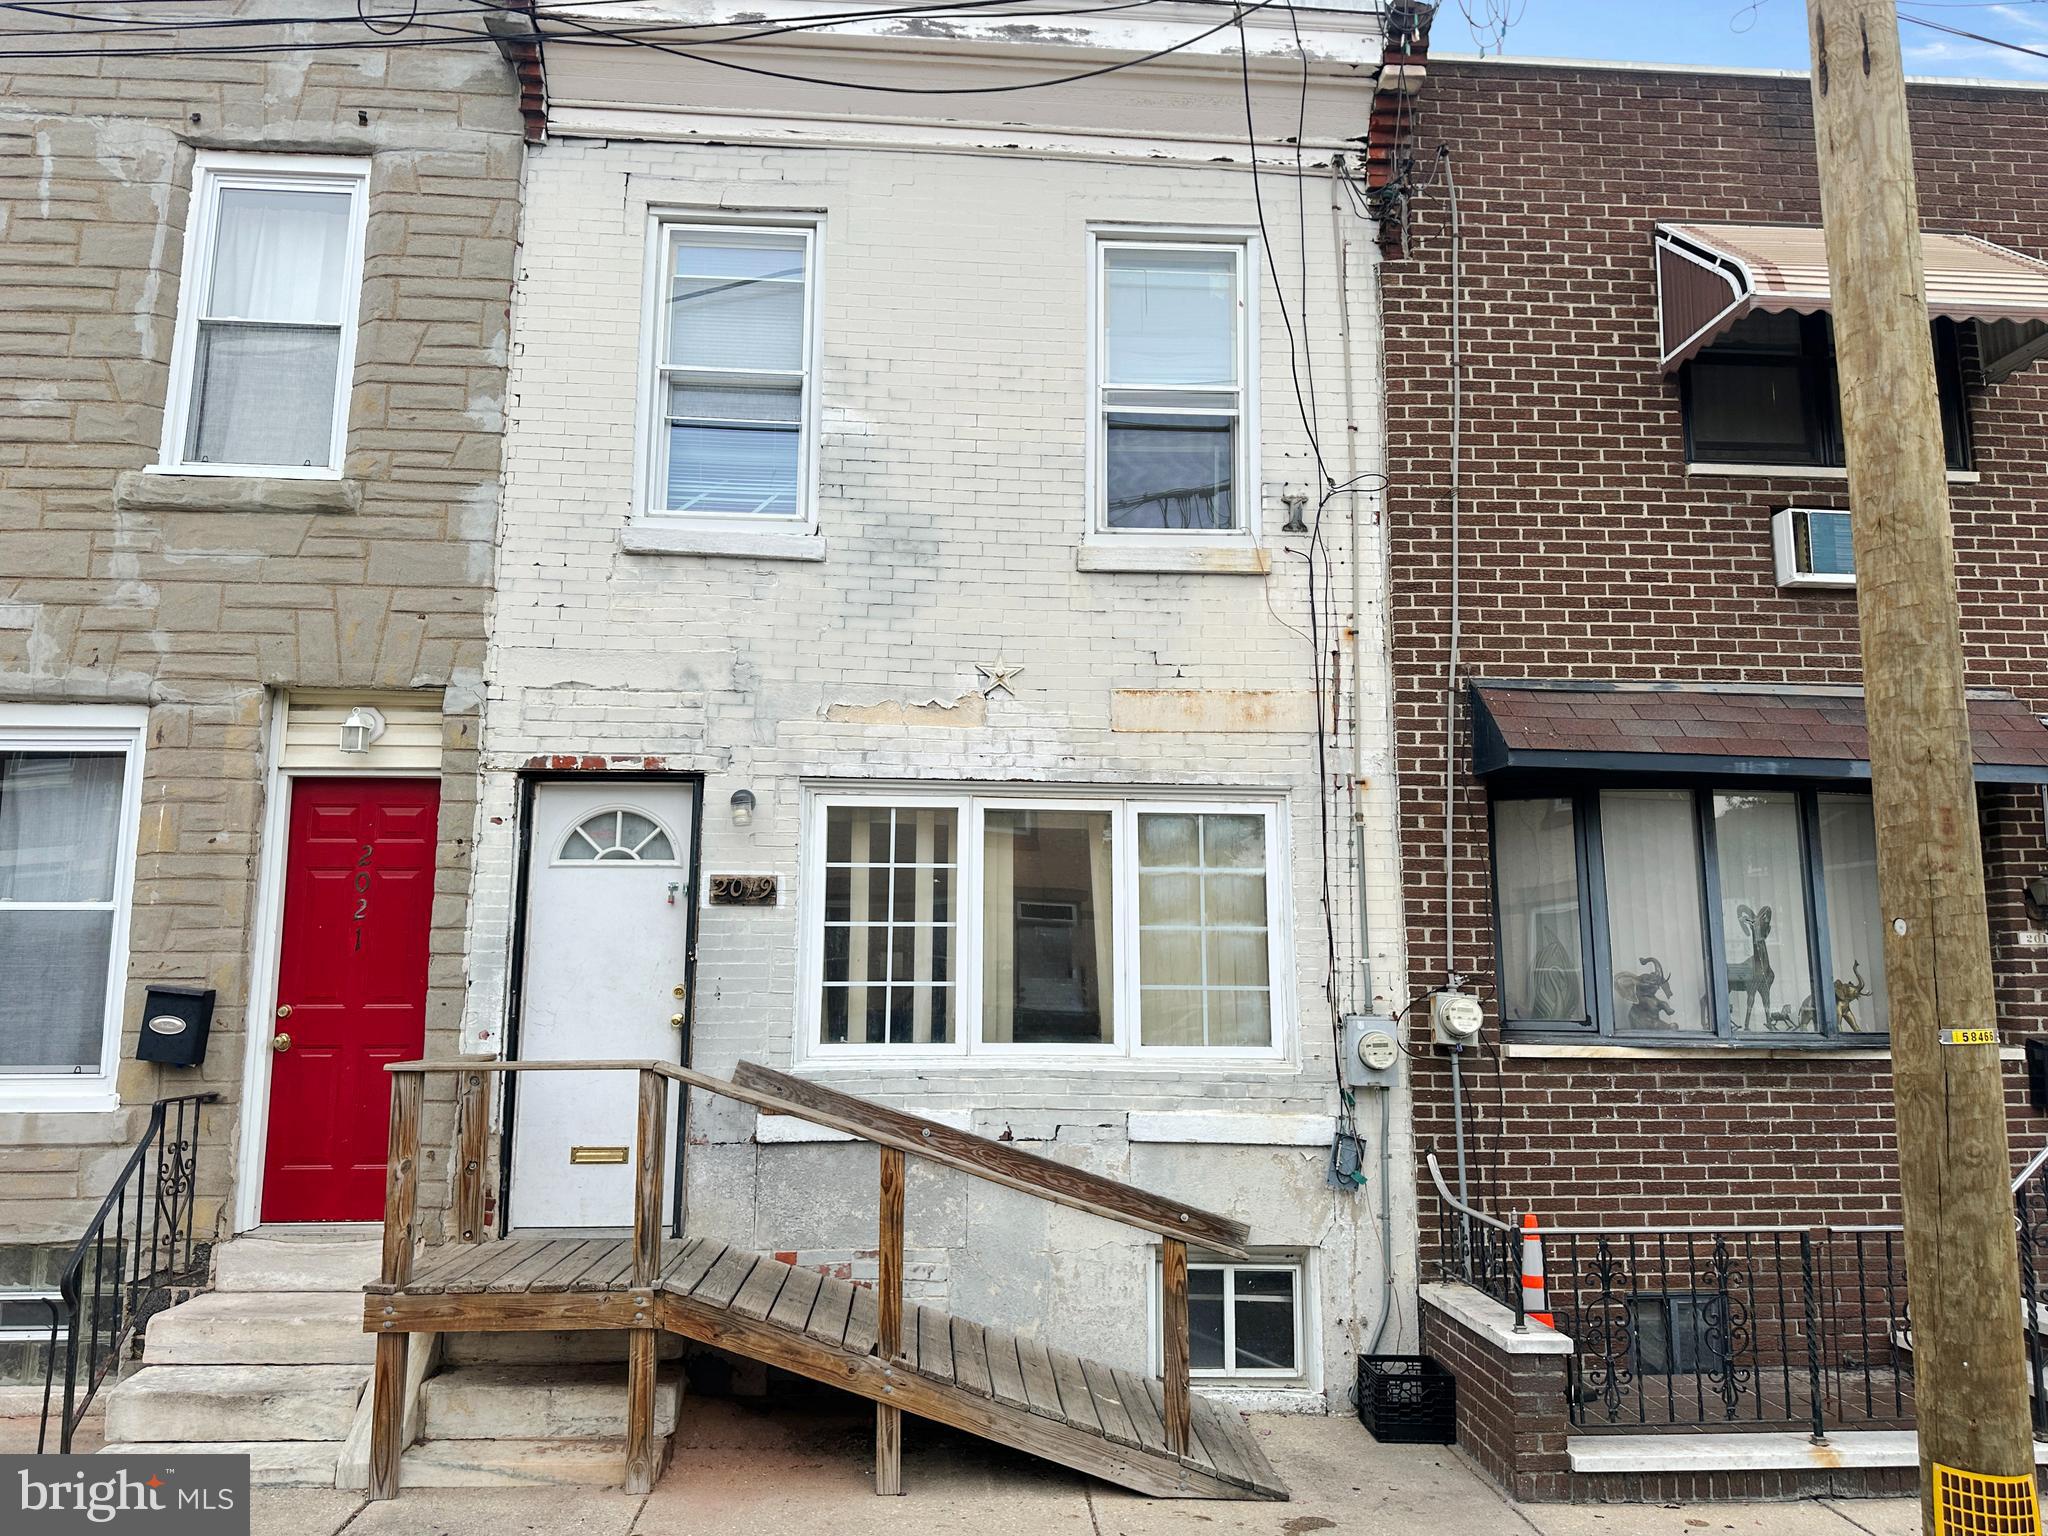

left=1426, top=1146, right=2048, bottom=1438
left=38, top=1093, right=217, bottom=1453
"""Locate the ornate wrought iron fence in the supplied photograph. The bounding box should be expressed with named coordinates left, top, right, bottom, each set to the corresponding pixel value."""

left=38, top=1093, right=218, bottom=1453
left=1426, top=1145, right=2048, bottom=1438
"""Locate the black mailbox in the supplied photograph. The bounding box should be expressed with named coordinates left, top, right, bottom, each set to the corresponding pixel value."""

left=136, top=985, right=215, bottom=1068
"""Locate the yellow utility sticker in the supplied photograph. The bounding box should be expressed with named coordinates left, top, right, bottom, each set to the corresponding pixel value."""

left=1941, top=1027, right=1999, bottom=1047
left=1931, top=1460, right=2039, bottom=1535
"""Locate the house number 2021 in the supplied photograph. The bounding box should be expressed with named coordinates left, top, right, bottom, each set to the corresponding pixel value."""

left=354, top=843, right=373, bottom=951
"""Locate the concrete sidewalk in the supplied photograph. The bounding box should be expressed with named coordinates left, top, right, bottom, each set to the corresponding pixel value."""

left=229, top=1397, right=1922, bottom=1536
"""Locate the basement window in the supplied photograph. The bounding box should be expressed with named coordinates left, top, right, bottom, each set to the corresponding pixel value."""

left=803, top=791, right=1288, bottom=1061
left=1155, top=1255, right=1306, bottom=1382
left=158, top=152, right=369, bottom=479
left=1680, top=312, right=1971, bottom=472
left=1490, top=786, right=1889, bottom=1043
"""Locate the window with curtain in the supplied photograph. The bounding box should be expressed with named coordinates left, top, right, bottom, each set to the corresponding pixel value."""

left=809, top=795, right=1284, bottom=1058
left=1096, top=240, right=1248, bottom=533
left=0, top=742, right=136, bottom=1078
left=653, top=224, right=813, bottom=520
left=165, top=157, right=367, bottom=474
left=1492, top=784, right=1887, bottom=1042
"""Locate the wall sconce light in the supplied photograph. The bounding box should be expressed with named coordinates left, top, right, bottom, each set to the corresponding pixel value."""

left=2026, top=874, right=2048, bottom=924
left=730, top=788, right=756, bottom=827
left=338, top=706, right=386, bottom=755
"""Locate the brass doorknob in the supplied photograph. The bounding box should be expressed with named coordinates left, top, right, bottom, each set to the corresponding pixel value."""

left=271, top=1033, right=292, bottom=1053
left=275, top=1004, right=292, bottom=1019
left=669, top=1013, right=684, bottom=1030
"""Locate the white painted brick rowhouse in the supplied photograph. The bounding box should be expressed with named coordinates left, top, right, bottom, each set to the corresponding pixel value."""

left=467, top=7, right=1411, bottom=1407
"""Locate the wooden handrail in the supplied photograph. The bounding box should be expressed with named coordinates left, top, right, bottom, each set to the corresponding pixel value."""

left=386, top=1056, right=1252, bottom=1260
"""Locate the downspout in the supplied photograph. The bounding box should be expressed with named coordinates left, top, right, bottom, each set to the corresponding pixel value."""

left=1440, top=147, right=1473, bottom=1225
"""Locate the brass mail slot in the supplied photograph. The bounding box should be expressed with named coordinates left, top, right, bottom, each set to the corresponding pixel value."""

left=569, top=1145, right=629, bottom=1165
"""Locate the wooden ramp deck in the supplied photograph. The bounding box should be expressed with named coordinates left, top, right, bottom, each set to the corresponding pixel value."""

left=367, top=1234, right=1286, bottom=1500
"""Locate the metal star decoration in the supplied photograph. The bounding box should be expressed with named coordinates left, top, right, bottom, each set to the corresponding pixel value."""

left=975, top=661, right=1024, bottom=698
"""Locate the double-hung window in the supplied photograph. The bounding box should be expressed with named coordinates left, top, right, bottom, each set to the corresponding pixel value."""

left=647, top=222, right=815, bottom=522
left=160, top=153, right=369, bottom=477
left=806, top=792, right=1287, bottom=1059
left=1491, top=785, right=1889, bottom=1042
left=0, top=707, right=145, bottom=1108
left=1093, top=236, right=1252, bottom=535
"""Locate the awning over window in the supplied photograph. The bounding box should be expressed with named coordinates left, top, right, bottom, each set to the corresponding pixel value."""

left=1471, top=681, right=2048, bottom=784
left=1654, top=222, right=2048, bottom=376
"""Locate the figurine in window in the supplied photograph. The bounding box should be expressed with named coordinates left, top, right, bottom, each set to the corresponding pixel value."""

left=1835, top=962, right=1871, bottom=1031
left=1613, top=956, right=1676, bottom=1032
left=1726, top=904, right=1776, bottom=1029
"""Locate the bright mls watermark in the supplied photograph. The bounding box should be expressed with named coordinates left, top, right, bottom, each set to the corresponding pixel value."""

left=4, top=1456, right=249, bottom=1536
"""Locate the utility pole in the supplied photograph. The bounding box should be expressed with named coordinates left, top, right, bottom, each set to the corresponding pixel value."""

left=1804, top=4, right=2038, bottom=1530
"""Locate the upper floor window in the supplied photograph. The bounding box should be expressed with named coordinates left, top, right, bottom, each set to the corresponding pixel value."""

left=160, top=153, right=369, bottom=478
left=803, top=792, right=1288, bottom=1061
left=0, top=707, right=146, bottom=1110
left=1680, top=311, right=1971, bottom=472
left=647, top=222, right=816, bottom=523
left=1491, top=785, right=1888, bottom=1043
left=1093, top=236, right=1252, bottom=535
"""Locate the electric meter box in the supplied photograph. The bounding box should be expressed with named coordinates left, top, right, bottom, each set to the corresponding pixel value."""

left=1341, top=1014, right=1401, bottom=1091
left=1430, top=990, right=1486, bottom=1047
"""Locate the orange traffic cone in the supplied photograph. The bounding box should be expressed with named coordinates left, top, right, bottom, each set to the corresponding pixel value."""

left=1519, top=1212, right=1554, bottom=1328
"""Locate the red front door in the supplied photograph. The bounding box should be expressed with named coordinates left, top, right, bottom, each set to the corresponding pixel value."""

left=261, top=778, right=439, bottom=1223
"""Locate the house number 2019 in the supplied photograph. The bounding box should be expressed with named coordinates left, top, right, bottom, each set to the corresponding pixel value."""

left=354, top=844, right=373, bottom=950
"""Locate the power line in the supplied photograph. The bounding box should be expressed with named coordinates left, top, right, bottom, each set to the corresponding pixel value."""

left=1899, top=10, right=2048, bottom=64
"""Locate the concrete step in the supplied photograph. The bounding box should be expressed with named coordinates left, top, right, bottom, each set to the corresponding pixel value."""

left=144, top=1291, right=374, bottom=1367
left=103, top=1365, right=366, bottom=1444
left=420, top=1363, right=684, bottom=1441
left=399, top=1436, right=635, bottom=1488
left=441, top=1329, right=683, bottom=1367
left=213, top=1233, right=383, bottom=1294
left=100, top=1440, right=343, bottom=1487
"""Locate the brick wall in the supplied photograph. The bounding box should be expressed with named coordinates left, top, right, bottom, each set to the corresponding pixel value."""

left=1382, top=61, right=2048, bottom=1237
left=0, top=8, right=522, bottom=1248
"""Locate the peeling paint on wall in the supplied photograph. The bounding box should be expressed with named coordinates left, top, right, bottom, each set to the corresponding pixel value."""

left=822, top=693, right=988, bottom=727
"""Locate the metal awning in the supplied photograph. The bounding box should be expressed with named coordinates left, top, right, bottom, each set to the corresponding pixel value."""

left=1471, top=681, right=2048, bottom=785
left=1654, top=222, right=2048, bottom=376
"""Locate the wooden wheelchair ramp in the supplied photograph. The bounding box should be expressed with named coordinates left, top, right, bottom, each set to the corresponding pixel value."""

left=363, top=1060, right=1287, bottom=1502
left=371, top=1234, right=1283, bottom=1499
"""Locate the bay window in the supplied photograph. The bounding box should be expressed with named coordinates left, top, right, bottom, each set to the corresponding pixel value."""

left=1491, top=783, right=1889, bottom=1041
left=160, top=153, right=369, bottom=477
left=0, top=708, right=145, bottom=1106
left=807, top=793, right=1287, bottom=1059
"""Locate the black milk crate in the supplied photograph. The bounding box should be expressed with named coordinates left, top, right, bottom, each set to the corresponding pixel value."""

left=1356, top=1354, right=1456, bottom=1444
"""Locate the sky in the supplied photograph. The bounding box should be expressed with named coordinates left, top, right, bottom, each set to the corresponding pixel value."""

left=1434, top=1, right=2048, bottom=81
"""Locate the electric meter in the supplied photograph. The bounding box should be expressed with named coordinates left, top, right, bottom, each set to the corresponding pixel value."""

left=1430, top=990, right=1486, bottom=1047
left=1339, top=1015, right=1400, bottom=1090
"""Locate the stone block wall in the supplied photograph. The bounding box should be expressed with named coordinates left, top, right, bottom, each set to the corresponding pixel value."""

left=0, top=8, right=521, bottom=1246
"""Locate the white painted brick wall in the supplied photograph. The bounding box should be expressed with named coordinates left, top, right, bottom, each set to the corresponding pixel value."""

left=472, top=131, right=1416, bottom=1394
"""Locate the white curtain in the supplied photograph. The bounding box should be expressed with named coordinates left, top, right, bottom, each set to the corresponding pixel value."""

left=1600, top=790, right=1711, bottom=1032
left=208, top=187, right=351, bottom=323
left=980, top=820, right=1016, bottom=1045
left=1819, top=795, right=1889, bottom=1032
left=189, top=324, right=341, bottom=468
left=1089, top=821, right=1115, bottom=1041
left=1713, top=792, right=1814, bottom=1033
left=1103, top=247, right=1237, bottom=386
left=0, top=752, right=124, bottom=1071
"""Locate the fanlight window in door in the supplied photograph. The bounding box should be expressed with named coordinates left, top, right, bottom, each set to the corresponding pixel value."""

left=557, top=809, right=677, bottom=865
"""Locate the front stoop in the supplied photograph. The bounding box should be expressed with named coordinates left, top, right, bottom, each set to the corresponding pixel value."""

left=394, top=1359, right=686, bottom=1487
left=98, top=1231, right=383, bottom=1487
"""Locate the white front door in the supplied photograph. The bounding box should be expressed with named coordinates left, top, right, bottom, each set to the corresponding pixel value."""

left=509, top=781, right=694, bottom=1229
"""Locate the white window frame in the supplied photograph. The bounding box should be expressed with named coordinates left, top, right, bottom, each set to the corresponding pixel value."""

left=797, top=788, right=1291, bottom=1065
left=1086, top=229, right=1260, bottom=544
left=0, top=704, right=148, bottom=1114
left=1151, top=1254, right=1309, bottom=1383
left=155, top=151, right=370, bottom=481
left=637, top=215, right=822, bottom=531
